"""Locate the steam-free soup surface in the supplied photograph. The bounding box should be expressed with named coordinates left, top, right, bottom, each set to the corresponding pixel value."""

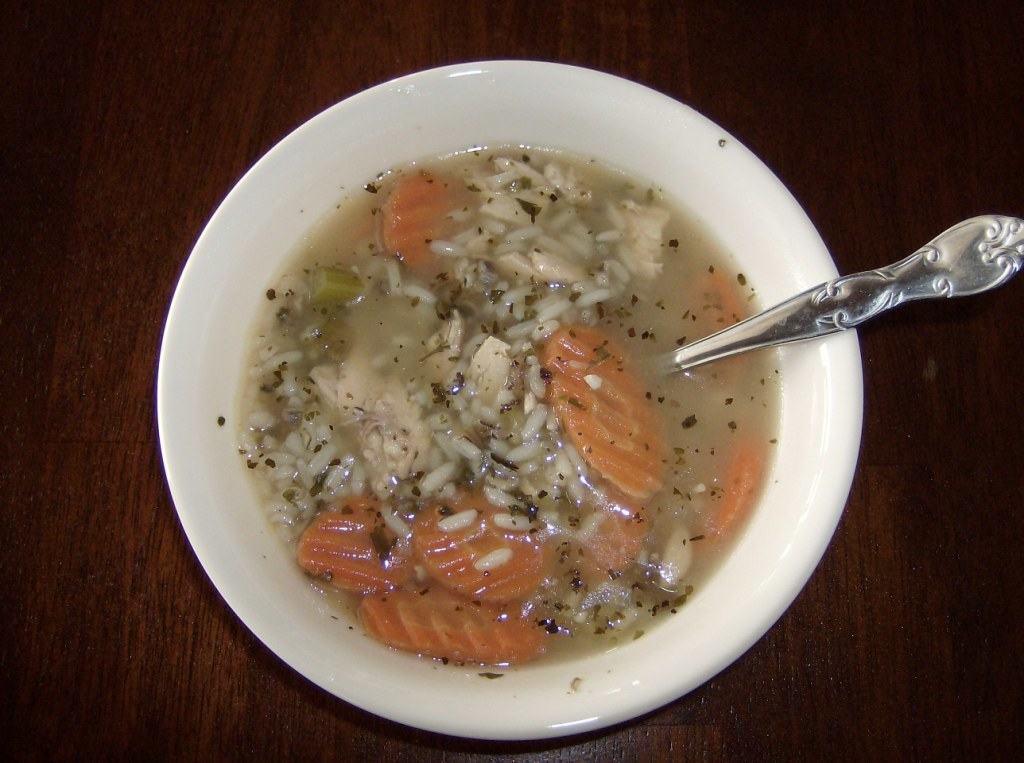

left=237, top=147, right=780, bottom=666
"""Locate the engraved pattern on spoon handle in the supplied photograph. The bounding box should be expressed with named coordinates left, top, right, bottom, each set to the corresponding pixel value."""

left=663, top=215, right=1024, bottom=374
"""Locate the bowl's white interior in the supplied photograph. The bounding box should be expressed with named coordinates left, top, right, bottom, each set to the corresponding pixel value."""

left=157, top=61, right=862, bottom=740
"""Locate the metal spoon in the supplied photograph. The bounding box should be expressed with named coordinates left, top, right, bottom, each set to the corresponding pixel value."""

left=659, top=215, right=1023, bottom=374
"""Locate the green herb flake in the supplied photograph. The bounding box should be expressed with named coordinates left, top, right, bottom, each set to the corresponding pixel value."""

left=308, top=471, right=327, bottom=497
left=369, top=527, right=394, bottom=561
left=515, top=198, right=541, bottom=222
left=216, top=416, right=225, bottom=426
left=478, top=672, right=504, bottom=679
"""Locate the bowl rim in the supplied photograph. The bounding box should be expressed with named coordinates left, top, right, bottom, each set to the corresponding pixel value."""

left=157, top=60, right=863, bottom=739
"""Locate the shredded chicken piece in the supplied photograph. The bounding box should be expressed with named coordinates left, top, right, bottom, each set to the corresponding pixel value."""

left=421, top=310, right=465, bottom=384
left=494, top=250, right=585, bottom=285
left=467, top=336, right=512, bottom=406
left=440, top=310, right=465, bottom=356
left=312, top=358, right=431, bottom=495
left=543, top=163, right=592, bottom=205
left=617, top=200, right=670, bottom=279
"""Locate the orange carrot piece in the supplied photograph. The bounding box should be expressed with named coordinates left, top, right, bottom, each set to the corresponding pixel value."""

left=541, top=325, right=667, bottom=499
left=578, top=488, right=650, bottom=575
left=297, top=496, right=411, bottom=595
left=358, top=588, right=546, bottom=665
left=708, top=439, right=765, bottom=538
left=412, top=492, right=549, bottom=603
left=380, top=172, right=470, bottom=272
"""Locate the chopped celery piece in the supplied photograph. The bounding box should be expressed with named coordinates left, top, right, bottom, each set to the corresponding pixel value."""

left=310, top=267, right=363, bottom=304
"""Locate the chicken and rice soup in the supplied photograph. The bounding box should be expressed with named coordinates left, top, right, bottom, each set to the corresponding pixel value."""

left=236, top=147, right=780, bottom=666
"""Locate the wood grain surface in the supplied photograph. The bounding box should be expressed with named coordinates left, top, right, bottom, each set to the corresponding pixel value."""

left=2, top=1, right=1022, bottom=760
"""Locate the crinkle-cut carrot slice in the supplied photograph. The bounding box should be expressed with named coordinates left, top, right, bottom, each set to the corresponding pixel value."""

left=708, top=439, right=765, bottom=538
left=380, top=172, right=470, bottom=272
left=412, top=492, right=549, bottom=603
left=297, top=496, right=411, bottom=595
left=541, top=325, right=667, bottom=499
left=358, top=588, right=546, bottom=665
left=577, top=488, right=650, bottom=575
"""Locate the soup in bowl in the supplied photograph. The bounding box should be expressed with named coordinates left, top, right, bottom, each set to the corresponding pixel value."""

left=157, top=61, right=862, bottom=739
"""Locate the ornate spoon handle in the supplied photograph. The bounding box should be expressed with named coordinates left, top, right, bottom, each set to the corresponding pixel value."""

left=661, top=215, right=1024, bottom=374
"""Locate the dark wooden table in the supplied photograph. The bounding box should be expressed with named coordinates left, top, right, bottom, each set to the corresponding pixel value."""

left=4, top=2, right=1022, bottom=759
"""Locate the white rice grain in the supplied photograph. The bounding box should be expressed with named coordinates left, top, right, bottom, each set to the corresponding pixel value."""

left=283, top=431, right=305, bottom=457
left=534, top=296, right=573, bottom=323
left=531, top=319, right=560, bottom=342
left=428, top=239, right=466, bottom=257
left=520, top=403, right=549, bottom=440
left=492, top=513, right=532, bottom=531
left=260, top=350, right=303, bottom=375
left=480, top=195, right=524, bottom=223
left=438, top=508, right=478, bottom=532
left=487, top=437, right=511, bottom=457
left=523, top=391, right=537, bottom=414
left=526, top=364, right=545, bottom=399
left=583, top=374, right=603, bottom=390
left=517, top=460, right=540, bottom=475
left=420, top=461, right=460, bottom=495
left=605, top=258, right=630, bottom=285
left=323, top=464, right=348, bottom=494
left=505, top=440, right=545, bottom=464
left=501, top=285, right=533, bottom=307
left=453, top=436, right=482, bottom=461
left=535, top=234, right=571, bottom=257
left=481, top=218, right=507, bottom=235
left=596, top=229, right=624, bottom=243
left=605, top=201, right=626, bottom=229
left=503, top=225, right=542, bottom=245
left=402, top=284, right=437, bottom=304
left=452, top=226, right=479, bottom=245
left=247, top=410, right=275, bottom=431
left=386, top=260, right=402, bottom=292
left=349, top=461, right=365, bottom=495
left=563, top=442, right=586, bottom=472
left=505, top=319, right=538, bottom=339
left=563, top=233, right=593, bottom=259
left=483, top=484, right=516, bottom=508
left=382, top=510, right=412, bottom=539
left=306, top=443, right=338, bottom=478
left=576, top=510, right=607, bottom=542
left=575, top=288, right=612, bottom=308
left=473, top=547, right=513, bottom=571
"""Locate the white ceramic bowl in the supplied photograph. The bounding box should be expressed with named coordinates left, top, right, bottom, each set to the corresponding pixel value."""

left=157, top=61, right=862, bottom=739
